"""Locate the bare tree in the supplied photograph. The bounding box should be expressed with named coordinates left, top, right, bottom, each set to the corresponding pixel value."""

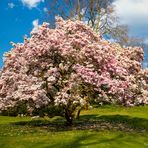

left=46, top=0, right=117, bottom=34
left=45, top=0, right=143, bottom=47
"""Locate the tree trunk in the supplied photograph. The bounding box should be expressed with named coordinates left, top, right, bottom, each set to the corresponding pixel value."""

left=76, top=109, right=81, bottom=119
left=65, top=109, right=73, bottom=125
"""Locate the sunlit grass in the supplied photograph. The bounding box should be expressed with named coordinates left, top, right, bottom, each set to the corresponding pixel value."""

left=0, top=105, right=148, bottom=148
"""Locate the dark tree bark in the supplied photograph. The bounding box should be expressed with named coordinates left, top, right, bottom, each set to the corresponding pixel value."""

left=65, top=109, right=73, bottom=125
left=76, top=108, right=81, bottom=119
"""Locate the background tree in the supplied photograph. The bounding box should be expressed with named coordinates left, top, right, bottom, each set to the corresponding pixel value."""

left=46, top=0, right=147, bottom=49
left=46, top=0, right=130, bottom=45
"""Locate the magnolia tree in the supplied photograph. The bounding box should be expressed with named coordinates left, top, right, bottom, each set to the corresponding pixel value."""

left=0, top=17, right=147, bottom=125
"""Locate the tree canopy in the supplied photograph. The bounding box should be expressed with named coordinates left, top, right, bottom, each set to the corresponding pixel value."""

left=0, top=17, right=147, bottom=124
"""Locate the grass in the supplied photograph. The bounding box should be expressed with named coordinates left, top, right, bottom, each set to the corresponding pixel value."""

left=0, top=105, right=148, bottom=148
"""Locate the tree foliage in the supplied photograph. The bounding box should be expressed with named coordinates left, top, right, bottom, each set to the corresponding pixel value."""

left=0, top=17, right=147, bottom=125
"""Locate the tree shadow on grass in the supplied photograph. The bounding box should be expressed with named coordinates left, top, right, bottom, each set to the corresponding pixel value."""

left=36, top=132, right=146, bottom=148
left=46, top=134, right=128, bottom=148
left=79, top=114, right=148, bottom=132
left=11, top=114, right=148, bottom=133
left=46, top=134, right=96, bottom=148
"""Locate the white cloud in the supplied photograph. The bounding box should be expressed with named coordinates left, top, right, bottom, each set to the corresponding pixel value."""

left=113, top=0, right=148, bottom=25
left=32, top=19, right=39, bottom=30
left=113, top=0, right=148, bottom=44
left=31, top=19, right=41, bottom=34
left=21, top=0, right=44, bottom=9
left=8, top=3, right=15, bottom=9
left=43, top=7, right=48, bottom=13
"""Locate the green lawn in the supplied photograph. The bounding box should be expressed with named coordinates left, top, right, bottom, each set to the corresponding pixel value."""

left=0, top=105, right=148, bottom=148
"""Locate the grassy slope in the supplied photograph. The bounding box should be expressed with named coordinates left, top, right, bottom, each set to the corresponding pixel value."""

left=0, top=105, right=148, bottom=148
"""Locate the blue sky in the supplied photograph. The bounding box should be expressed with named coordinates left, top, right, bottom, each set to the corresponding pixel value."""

left=0, top=0, right=148, bottom=68
left=0, top=0, right=48, bottom=68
